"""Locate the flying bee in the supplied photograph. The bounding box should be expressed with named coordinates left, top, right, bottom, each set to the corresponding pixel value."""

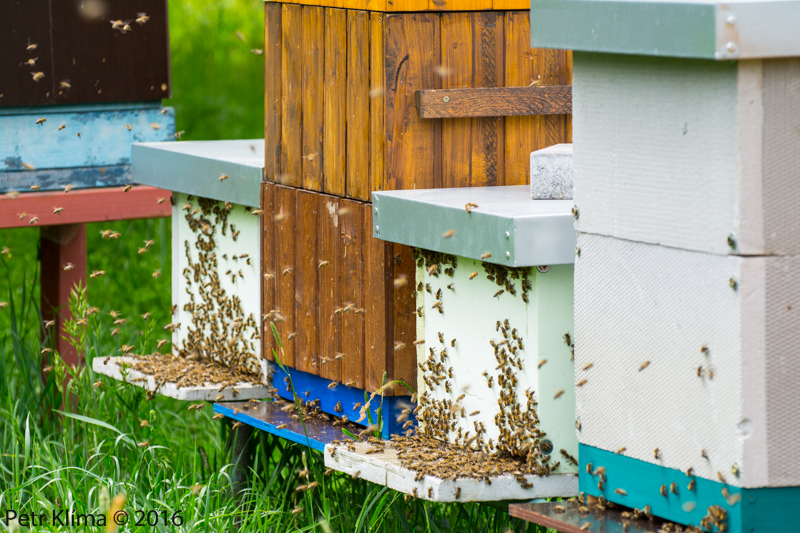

left=577, top=379, right=587, bottom=387
left=328, top=382, right=338, bottom=390
left=469, top=272, right=478, bottom=280
left=554, top=390, right=564, bottom=399
left=31, top=71, right=44, bottom=82
left=538, top=359, right=547, bottom=369
left=481, top=253, right=492, bottom=260
left=639, top=361, right=651, bottom=371
left=493, top=290, right=504, bottom=299
left=447, top=282, right=454, bottom=291
left=123, top=185, right=132, bottom=192
left=219, top=174, right=228, bottom=182
left=35, top=117, right=46, bottom=125
left=616, top=447, right=626, bottom=455
left=425, top=283, right=432, bottom=294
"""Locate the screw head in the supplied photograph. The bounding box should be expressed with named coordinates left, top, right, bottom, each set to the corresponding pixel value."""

left=374, top=225, right=380, bottom=233
left=373, top=207, right=378, bottom=215
left=443, top=96, right=450, bottom=103
left=505, top=231, right=510, bottom=239
left=726, top=41, right=738, bottom=54
left=505, top=251, right=510, bottom=258
left=726, top=14, right=736, bottom=26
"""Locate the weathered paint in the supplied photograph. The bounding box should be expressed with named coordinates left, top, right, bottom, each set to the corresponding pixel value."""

left=0, top=104, right=175, bottom=172
left=0, top=165, right=129, bottom=194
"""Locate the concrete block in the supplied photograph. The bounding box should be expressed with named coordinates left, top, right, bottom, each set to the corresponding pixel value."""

left=530, top=143, right=573, bottom=200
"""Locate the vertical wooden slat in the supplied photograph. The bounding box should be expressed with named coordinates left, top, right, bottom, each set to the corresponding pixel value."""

left=265, top=4, right=283, bottom=181
left=339, top=200, right=365, bottom=388
left=384, top=13, right=439, bottom=191
left=261, top=182, right=277, bottom=361
left=324, top=8, right=347, bottom=197
left=302, top=7, right=325, bottom=191
left=281, top=4, right=303, bottom=188
left=318, top=195, right=342, bottom=382
left=275, top=185, right=297, bottom=367
left=294, top=190, right=319, bottom=374
left=504, top=11, right=539, bottom=186
left=363, top=203, right=392, bottom=392
left=566, top=50, right=574, bottom=144
left=369, top=13, right=386, bottom=195
left=440, top=12, right=504, bottom=188
left=347, top=10, right=371, bottom=200
left=543, top=48, right=570, bottom=149
left=392, top=243, right=416, bottom=392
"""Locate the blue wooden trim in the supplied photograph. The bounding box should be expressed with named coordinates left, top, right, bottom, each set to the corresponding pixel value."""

left=212, top=402, right=326, bottom=452
left=0, top=165, right=129, bottom=194
left=0, top=101, right=163, bottom=117
left=272, top=366, right=415, bottom=439
left=580, top=443, right=800, bottom=532
left=1, top=106, right=175, bottom=172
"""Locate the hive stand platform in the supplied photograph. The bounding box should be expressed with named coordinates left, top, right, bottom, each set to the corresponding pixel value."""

left=213, top=401, right=346, bottom=452
left=324, top=441, right=578, bottom=503
left=509, top=501, right=667, bottom=533
left=92, top=356, right=271, bottom=402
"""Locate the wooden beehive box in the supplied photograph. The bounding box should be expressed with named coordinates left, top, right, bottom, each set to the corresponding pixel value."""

left=263, top=0, right=571, bottom=199
left=261, top=181, right=416, bottom=396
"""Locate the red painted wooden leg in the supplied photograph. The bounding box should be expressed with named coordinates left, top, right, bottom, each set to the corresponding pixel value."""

left=40, top=224, right=87, bottom=368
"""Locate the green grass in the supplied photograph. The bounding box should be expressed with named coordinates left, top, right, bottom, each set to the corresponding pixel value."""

left=0, top=0, right=549, bottom=530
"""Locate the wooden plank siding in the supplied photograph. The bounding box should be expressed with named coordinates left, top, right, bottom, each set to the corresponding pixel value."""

left=264, top=0, right=527, bottom=11
left=262, top=183, right=416, bottom=394
left=265, top=7, right=569, bottom=197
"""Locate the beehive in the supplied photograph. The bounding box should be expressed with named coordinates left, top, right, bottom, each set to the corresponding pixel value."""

left=263, top=0, right=571, bottom=199
left=132, top=140, right=266, bottom=379
left=530, top=0, right=800, bottom=530
left=261, top=181, right=417, bottom=395
left=372, top=185, right=578, bottom=476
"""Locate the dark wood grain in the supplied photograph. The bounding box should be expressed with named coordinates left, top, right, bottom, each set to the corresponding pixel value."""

left=363, top=202, right=393, bottom=393
left=275, top=185, right=297, bottom=367
left=51, top=0, right=170, bottom=104
left=323, top=8, right=347, bottom=197
left=294, top=190, right=319, bottom=374
left=416, top=85, right=572, bottom=118
left=392, top=243, right=416, bottom=391
left=339, top=199, right=365, bottom=388
left=261, top=182, right=276, bottom=361
left=369, top=12, right=386, bottom=195
left=0, top=0, right=53, bottom=107
left=346, top=10, right=370, bottom=201
left=317, top=194, right=342, bottom=383
left=509, top=501, right=667, bottom=533
left=265, top=3, right=283, bottom=181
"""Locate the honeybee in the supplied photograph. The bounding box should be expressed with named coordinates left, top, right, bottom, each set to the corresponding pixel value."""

left=554, top=390, right=564, bottom=399
left=442, top=229, right=455, bottom=239
left=577, top=379, right=587, bottom=387
left=53, top=207, right=63, bottom=215
left=701, top=449, right=709, bottom=460
left=654, top=448, right=660, bottom=459
left=614, top=488, right=627, bottom=496
left=31, top=72, right=44, bottom=82
left=328, top=382, right=338, bottom=390
left=455, top=487, right=461, bottom=499
left=660, top=484, right=667, bottom=496
left=136, top=13, right=150, bottom=24
left=615, top=447, right=626, bottom=455
left=538, top=359, right=547, bottom=369
left=126, top=124, right=132, bottom=131
left=481, top=253, right=492, bottom=259
left=35, top=117, right=46, bottom=125
left=219, top=174, right=229, bottom=182
left=638, top=361, right=651, bottom=371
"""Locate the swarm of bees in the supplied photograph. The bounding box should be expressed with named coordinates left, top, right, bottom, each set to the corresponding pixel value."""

left=393, top=318, right=561, bottom=489
left=482, top=262, right=533, bottom=303
left=121, top=195, right=262, bottom=389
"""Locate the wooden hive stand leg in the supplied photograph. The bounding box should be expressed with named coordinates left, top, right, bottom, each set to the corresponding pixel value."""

left=40, top=223, right=86, bottom=368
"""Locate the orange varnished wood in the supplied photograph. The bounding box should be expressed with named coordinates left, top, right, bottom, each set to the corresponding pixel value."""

left=363, top=202, right=392, bottom=392
left=369, top=13, right=386, bottom=195
left=346, top=10, right=371, bottom=201
left=280, top=4, right=303, bottom=188
left=265, top=4, right=282, bottom=182
left=302, top=6, right=325, bottom=192
left=384, top=13, right=439, bottom=191
left=295, top=190, right=319, bottom=373
left=324, top=8, right=347, bottom=197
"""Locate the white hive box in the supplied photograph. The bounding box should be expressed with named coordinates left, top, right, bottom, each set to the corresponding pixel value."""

left=572, top=54, right=800, bottom=256
left=574, top=232, right=800, bottom=489
left=132, top=140, right=265, bottom=374
left=373, top=186, right=579, bottom=476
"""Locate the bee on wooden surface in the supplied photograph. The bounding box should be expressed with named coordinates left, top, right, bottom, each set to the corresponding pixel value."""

left=469, top=272, right=478, bottom=280
left=660, top=484, right=667, bottom=496
left=454, top=487, right=461, bottom=499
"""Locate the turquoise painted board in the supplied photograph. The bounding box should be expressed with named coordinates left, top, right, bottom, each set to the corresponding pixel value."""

left=580, top=444, right=800, bottom=532
left=0, top=165, right=128, bottom=194
left=0, top=104, right=175, bottom=172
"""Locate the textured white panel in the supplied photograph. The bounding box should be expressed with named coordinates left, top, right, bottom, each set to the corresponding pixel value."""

left=172, top=192, right=262, bottom=368
left=575, top=233, right=800, bottom=488
left=573, top=53, right=739, bottom=255
left=574, top=55, right=800, bottom=256
left=416, top=257, right=577, bottom=473
left=575, top=233, right=745, bottom=485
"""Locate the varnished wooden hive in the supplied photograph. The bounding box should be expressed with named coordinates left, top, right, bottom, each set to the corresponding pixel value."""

left=262, top=0, right=572, bottom=396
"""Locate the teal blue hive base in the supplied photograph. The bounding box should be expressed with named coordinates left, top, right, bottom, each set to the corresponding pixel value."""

left=580, top=444, right=800, bottom=532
